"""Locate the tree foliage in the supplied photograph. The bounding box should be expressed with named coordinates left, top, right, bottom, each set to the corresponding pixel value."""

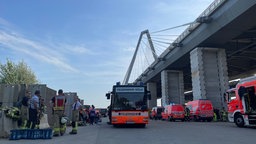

left=0, top=59, right=39, bottom=84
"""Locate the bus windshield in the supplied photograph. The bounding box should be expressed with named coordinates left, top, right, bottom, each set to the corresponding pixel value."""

left=112, top=92, right=146, bottom=110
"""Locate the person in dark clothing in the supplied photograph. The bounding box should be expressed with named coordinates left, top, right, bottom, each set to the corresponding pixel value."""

left=89, top=105, right=96, bottom=125
left=28, top=90, right=40, bottom=129
left=108, top=106, right=112, bottom=124
left=214, top=108, right=220, bottom=121
left=184, top=107, right=191, bottom=121
left=20, top=90, right=31, bottom=129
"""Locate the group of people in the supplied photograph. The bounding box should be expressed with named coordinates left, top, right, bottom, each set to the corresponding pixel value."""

left=52, top=91, right=101, bottom=136
left=213, top=107, right=227, bottom=122
left=79, top=105, right=101, bottom=126
left=51, top=89, right=82, bottom=136
left=19, top=90, right=44, bottom=129
left=18, top=88, right=86, bottom=137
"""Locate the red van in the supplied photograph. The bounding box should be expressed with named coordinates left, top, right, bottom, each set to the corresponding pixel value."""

left=161, top=104, right=185, bottom=121
left=186, top=99, right=214, bottom=122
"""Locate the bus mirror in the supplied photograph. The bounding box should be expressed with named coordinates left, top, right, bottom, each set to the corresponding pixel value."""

left=106, top=93, right=110, bottom=99
left=238, top=86, right=247, bottom=99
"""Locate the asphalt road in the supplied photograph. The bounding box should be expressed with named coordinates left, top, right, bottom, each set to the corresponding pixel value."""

left=1, top=118, right=256, bottom=144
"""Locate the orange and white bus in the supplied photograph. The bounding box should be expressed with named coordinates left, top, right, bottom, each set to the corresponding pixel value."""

left=106, top=83, right=151, bottom=127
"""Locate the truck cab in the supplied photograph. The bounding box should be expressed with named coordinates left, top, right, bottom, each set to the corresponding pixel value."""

left=226, top=76, right=256, bottom=127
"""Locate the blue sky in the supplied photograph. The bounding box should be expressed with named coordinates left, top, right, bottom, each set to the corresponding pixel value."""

left=0, top=0, right=213, bottom=108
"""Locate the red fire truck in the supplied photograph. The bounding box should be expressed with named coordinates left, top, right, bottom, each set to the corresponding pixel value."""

left=226, top=76, right=256, bottom=127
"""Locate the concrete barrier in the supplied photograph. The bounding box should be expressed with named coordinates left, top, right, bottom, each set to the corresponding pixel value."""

left=0, top=84, right=24, bottom=138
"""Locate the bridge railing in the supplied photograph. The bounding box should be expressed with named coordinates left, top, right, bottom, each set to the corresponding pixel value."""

left=174, top=0, right=227, bottom=46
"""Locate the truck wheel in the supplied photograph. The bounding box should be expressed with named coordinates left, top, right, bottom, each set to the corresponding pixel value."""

left=235, top=115, right=244, bottom=127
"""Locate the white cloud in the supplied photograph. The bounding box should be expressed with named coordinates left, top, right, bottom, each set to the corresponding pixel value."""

left=0, top=30, right=79, bottom=73
left=123, top=46, right=135, bottom=52
left=59, top=43, right=97, bottom=55
left=0, top=17, right=14, bottom=29
left=69, top=45, right=91, bottom=54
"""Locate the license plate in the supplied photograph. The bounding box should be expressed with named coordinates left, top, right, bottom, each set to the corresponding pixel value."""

left=126, top=121, right=135, bottom=124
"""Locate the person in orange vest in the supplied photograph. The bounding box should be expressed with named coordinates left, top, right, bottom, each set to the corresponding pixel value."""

left=51, top=89, right=66, bottom=136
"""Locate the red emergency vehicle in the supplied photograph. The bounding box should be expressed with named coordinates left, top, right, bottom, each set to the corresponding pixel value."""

left=186, top=99, right=214, bottom=122
left=150, top=106, right=164, bottom=120
left=161, top=104, right=185, bottom=121
left=226, top=76, right=256, bottom=127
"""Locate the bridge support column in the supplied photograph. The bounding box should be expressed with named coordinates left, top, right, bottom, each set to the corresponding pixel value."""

left=161, top=70, right=184, bottom=106
left=190, top=47, right=229, bottom=109
left=147, top=82, right=157, bottom=109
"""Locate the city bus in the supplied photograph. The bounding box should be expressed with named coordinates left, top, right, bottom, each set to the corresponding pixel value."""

left=106, top=83, right=151, bottom=127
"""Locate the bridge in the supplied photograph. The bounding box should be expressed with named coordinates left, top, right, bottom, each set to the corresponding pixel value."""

left=123, top=0, right=256, bottom=109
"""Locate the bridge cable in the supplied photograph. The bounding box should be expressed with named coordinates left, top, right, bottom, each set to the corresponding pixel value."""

left=123, top=30, right=158, bottom=84
left=141, top=39, right=153, bottom=66
left=152, top=42, right=169, bottom=53
left=151, top=21, right=195, bottom=34
left=141, top=39, right=159, bottom=62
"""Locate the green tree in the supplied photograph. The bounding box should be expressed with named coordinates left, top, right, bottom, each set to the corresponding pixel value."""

left=0, top=59, right=39, bottom=84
